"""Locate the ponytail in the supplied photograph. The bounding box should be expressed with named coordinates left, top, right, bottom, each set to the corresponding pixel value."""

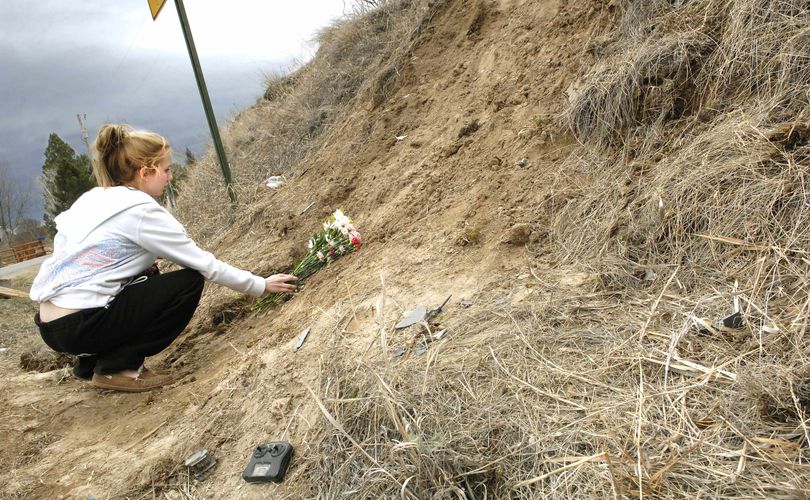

left=92, top=124, right=170, bottom=187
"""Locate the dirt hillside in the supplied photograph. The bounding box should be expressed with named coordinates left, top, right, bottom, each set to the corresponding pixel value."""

left=1, top=0, right=808, bottom=498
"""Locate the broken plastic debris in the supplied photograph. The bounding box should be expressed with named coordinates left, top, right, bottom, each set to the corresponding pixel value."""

left=395, top=305, right=427, bottom=329
left=691, top=316, right=715, bottom=336
left=643, top=269, right=657, bottom=281
left=262, top=176, right=286, bottom=188
left=720, top=312, right=744, bottom=329
left=185, top=449, right=217, bottom=481
left=392, top=347, right=406, bottom=357
left=459, top=299, right=473, bottom=308
left=425, top=295, right=452, bottom=323
left=395, top=135, right=408, bottom=141
left=294, top=327, right=310, bottom=351
left=431, top=329, right=446, bottom=341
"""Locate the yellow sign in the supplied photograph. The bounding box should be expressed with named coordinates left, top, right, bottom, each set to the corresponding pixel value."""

left=148, top=0, right=167, bottom=20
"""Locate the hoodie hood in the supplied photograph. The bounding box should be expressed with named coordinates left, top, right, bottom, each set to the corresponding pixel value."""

left=54, top=186, right=156, bottom=243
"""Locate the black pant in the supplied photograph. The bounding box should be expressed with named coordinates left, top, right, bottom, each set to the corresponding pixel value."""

left=36, top=269, right=204, bottom=375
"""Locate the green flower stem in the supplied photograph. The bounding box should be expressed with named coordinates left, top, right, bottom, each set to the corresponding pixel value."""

left=252, top=231, right=359, bottom=314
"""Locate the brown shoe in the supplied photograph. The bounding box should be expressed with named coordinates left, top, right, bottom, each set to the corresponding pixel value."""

left=140, top=366, right=170, bottom=378
left=92, top=371, right=172, bottom=393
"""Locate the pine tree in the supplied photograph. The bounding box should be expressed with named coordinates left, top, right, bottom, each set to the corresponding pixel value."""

left=41, top=133, right=96, bottom=236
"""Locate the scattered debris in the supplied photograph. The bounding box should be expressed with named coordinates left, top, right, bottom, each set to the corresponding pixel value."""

left=459, top=298, right=473, bottom=308
left=294, top=327, right=311, bottom=351
left=185, top=449, right=218, bottom=481
left=693, top=311, right=748, bottom=336
left=395, top=134, right=408, bottom=141
left=392, top=347, right=406, bottom=357
left=643, top=269, right=657, bottom=281
left=261, top=176, right=286, bottom=188
left=515, top=158, right=528, bottom=167
left=414, top=346, right=427, bottom=356
left=693, top=317, right=714, bottom=336
left=242, top=442, right=294, bottom=483
left=431, top=329, right=446, bottom=341
left=394, top=305, right=427, bottom=329
left=721, top=311, right=744, bottom=329
left=425, top=295, right=452, bottom=323
left=494, top=299, right=508, bottom=307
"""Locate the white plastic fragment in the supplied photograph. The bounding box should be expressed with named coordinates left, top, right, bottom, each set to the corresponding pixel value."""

left=394, top=305, right=426, bottom=329
left=294, top=327, right=311, bottom=350
left=262, top=175, right=286, bottom=188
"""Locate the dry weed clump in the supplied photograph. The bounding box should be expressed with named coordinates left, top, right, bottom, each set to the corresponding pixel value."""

left=566, top=0, right=810, bottom=148
left=157, top=0, right=810, bottom=497
left=522, top=0, right=810, bottom=496
left=554, top=0, right=810, bottom=310
left=174, top=0, right=435, bottom=247
left=566, top=32, right=712, bottom=149
left=296, top=283, right=809, bottom=497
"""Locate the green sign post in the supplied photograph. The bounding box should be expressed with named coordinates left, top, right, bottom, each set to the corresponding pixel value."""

left=149, top=0, right=236, bottom=203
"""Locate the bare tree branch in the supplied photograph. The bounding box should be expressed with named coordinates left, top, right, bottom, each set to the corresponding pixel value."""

left=0, top=162, right=33, bottom=243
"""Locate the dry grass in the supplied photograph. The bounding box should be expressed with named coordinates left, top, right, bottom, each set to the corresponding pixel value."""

left=553, top=0, right=810, bottom=297
left=283, top=0, right=810, bottom=497
left=174, top=0, right=435, bottom=248
left=294, top=278, right=808, bottom=497
left=160, top=0, right=810, bottom=497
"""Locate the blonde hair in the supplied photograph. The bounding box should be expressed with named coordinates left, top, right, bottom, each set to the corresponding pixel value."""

left=92, top=124, right=171, bottom=187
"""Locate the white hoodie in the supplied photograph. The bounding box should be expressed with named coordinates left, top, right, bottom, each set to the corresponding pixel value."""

left=30, top=186, right=265, bottom=308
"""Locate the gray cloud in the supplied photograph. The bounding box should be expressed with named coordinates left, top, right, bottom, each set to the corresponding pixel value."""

left=0, top=0, right=351, bottom=221
left=1, top=37, right=288, bottom=220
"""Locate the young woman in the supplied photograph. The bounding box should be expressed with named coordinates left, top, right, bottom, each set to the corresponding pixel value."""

left=30, top=124, right=297, bottom=393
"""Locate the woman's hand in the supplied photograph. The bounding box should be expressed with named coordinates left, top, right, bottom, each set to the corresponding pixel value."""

left=264, top=274, right=299, bottom=295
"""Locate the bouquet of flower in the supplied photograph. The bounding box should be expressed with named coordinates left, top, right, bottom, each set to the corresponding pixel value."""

left=254, top=209, right=362, bottom=313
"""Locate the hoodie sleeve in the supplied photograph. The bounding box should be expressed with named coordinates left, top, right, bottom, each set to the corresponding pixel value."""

left=133, top=205, right=266, bottom=297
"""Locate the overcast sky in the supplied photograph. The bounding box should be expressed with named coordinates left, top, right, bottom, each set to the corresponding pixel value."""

left=0, top=1, right=351, bottom=219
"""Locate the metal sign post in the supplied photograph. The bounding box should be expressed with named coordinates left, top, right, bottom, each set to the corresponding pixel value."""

left=149, top=0, right=236, bottom=203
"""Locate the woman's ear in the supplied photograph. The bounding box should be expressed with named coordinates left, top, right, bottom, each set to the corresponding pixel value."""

left=139, top=165, right=153, bottom=179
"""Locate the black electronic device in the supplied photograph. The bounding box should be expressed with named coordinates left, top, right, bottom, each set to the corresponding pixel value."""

left=242, top=441, right=294, bottom=483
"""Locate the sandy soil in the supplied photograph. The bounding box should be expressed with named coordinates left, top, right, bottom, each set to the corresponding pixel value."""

left=6, top=0, right=792, bottom=498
